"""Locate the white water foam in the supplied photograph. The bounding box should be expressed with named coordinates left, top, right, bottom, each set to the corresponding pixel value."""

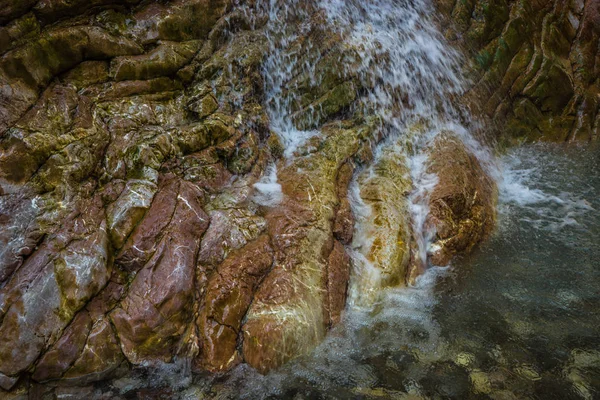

left=252, top=162, right=283, bottom=207
left=498, top=146, right=594, bottom=233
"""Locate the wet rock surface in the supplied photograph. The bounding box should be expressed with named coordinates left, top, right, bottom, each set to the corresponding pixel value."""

left=0, top=0, right=595, bottom=397
left=425, top=133, right=497, bottom=266
left=437, top=0, right=600, bottom=142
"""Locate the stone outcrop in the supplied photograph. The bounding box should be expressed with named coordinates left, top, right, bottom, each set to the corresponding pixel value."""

left=425, top=133, right=497, bottom=266
left=242, top=124, right=364, bottom=372
left=436, top=0, right=600, bottom=142
left=0, top=0, right=593, bottom=396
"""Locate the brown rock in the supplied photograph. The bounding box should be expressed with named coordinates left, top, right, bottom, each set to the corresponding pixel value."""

left=110, top=41, right=202, bottom=82
left=32, top=311, right=93, bottom=382
left=111, top=179, right=209, bottom=364
left=326, top=240, right=351, bottom=325
left=116, top=177, right=179, bottom=272
left=62, top=317, right=125, bottom=383
left=425, top=133, right=497, bottom=265
left=199, top=235, right=273, bottom=372
left=242, top=125, right=363, bottom=373
left=333, top=162, right=355, bottom=244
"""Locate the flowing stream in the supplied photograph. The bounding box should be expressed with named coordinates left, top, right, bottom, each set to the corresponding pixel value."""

left=188, top=143, right=600, bottom=400
left=99, top=0, right=599, bottom=398
left=199, top=0, right=599, bottom=398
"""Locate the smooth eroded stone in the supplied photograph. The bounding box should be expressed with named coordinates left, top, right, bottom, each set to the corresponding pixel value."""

left=199, top=235, right=273, bottom=372
left=0, top=372, right=19, bottom=391
left=425, top=132, right=497, bottom=266
left=111, top=179, right=209, bottom=364
left=198, top=173, right=267, bottom=267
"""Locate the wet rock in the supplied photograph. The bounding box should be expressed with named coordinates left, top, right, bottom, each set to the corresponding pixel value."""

left=0, top=197, right=110, bottom=377
left=32, top=311, right=93, bottom=382
left=198, top=235, right=273, bottom=372
left=111, top=179, right=208, bottom=364
left=293, top=80, right=357, bottom=131
left=107, top=178, right=157, bottom=249
left=349, top=138, right=413, bottom=304
left=116, top=177, right=179, bottom=272
left=425, top=133, right=497, bottom=266
left=62, top=317, right=125, bottom=383
left=333, top=162, right=355, bottom=245
left=242, top=124, right=364, bottom=373
left=110, top=41, right=202, bottom=81
left=1, top=0, right=587, bottom=392
left=129, top=0, right=229, bottom=44
left=33, top=0, right=141, bottom=24
left=0, top=372, right=19, bottom=391
left=188, top=94, right=219, bottom=119
left=198, top=173, right=267, bottom=268
left=470, top=370, right=492, bottom=394
left=437, top=0, right=600, bottom=142
left=0, top=0, right=37, bottom=25
left=326, top=240, right=351, bottom=325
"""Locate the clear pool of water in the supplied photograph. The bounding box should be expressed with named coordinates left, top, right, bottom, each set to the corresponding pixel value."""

left=189, top=142, right=600, bottom=400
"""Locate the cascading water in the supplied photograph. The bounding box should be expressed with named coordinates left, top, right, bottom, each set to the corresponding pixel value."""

left=308, top=0, right=494, bottom=307
left=43, top=1, right=596, bottom=398
left=213, top=143, right=600, bottom=400
left=254, top=0, right=495, bottom=301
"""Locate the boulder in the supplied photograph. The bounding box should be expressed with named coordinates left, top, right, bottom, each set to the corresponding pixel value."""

left=425, top=133, right=497, bottom=266
left=242, top=124, right=364, bottom=372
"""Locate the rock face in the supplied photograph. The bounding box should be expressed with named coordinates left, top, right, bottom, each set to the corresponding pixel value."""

left=436, top=0, right=600, bottom=142
left=425, top=134, right=497, bottom=266
left=0, top=0, right=593, bottom=396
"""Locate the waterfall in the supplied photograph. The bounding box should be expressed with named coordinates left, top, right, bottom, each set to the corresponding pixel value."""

left=253, top=0, right=495, bottom=306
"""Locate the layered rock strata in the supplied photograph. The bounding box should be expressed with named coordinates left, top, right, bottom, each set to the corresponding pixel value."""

left=437, top=0, right=600, bottom=142
left=2, top=0, right=591, bottom=396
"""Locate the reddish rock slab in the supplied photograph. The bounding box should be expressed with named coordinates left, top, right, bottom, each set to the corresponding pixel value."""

left=32, top=311, right=93, bottom=382
left=198, top=235, right=273, bottom=372
left=111, top=179, right=209, bottom=364
left=62, top=317, right=125, bottom=384
left=325, top=240, right=351, bottom=326
left=116, top=177, right=179, bottom=272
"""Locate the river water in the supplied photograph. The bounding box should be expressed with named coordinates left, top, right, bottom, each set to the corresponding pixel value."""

left=185, top=0, right=600, bottom=397
left=182, top=142, right=599, bottom=400
left=63, top=0, right=600, bottom=397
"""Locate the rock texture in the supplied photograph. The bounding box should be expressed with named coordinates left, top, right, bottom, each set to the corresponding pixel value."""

left=0, top=0, right=592, bottom=396
left=425, top=133, right=497, bottom=266
left=0, top=0, right=366, bottom=392
left=437, top=0, right=600, bottom=142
